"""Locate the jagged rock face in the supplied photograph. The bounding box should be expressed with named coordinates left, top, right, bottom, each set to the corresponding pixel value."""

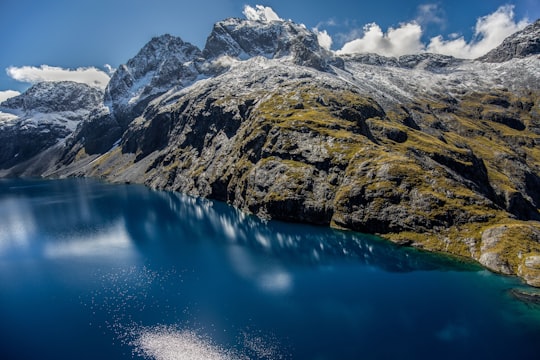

left=203, top=18, right=341, bottom=70
left=105, top=34, right=203, bottom=125
left=0, top=81, right=103, bottom=169
left=65, top=34, right=204, bottom=157
left=478, top=19, right=540, bottom=62
left=204, top=18, right=318, bottom=59
left=343, top=53, right=463, bottom=71
left=1, top=81, right=102, bottom=113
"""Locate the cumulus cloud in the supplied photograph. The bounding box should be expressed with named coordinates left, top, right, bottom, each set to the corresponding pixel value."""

left=0, top=90, right=21, bottom=103
left=337, top=22, right=424, bottom=57
left=426, top=5, right=529, bottom=58
left=314, top=29, right=333, bottom=50
left=335, top=5, right=528, bottom=59
left=243, top=5, right=282, bottom=22
left=6, top=65, right=110, bottom=89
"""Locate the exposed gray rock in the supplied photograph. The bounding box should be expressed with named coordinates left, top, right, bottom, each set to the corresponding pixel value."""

left=343, top=52, right=463, bottom=71
left=0, top=81, right=103, bottom=169
left=478, top=19, right=540, bottom=62
left=1, top=81, right=102, bottom=113
left=525, top=256, right=540, bottom=269
left=478, top=226, right=514, bottom=274
left=203, top=17, right=342, bottom=71
left=105, top=34, right=203, bottom=127
left=509, top=288, right=540, bottom=305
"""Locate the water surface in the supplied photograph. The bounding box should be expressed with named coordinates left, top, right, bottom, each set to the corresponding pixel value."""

left=0, top=178, right=538, bottom=359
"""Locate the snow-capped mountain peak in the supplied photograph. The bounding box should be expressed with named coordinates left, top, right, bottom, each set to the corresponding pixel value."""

left=1, top=81, right=102, bottom=114
left=104, top=34, right=203, bottom=120
left=202, top=17, right=340, bottom=70
left=0, top=81, right=103, bottom=170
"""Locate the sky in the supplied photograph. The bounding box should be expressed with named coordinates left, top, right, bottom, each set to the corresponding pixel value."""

left=0, top=0, right=539, bottom=101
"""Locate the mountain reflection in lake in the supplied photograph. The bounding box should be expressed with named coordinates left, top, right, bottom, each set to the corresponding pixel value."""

left=0, top=178, right=469, bottom=272
left=0, top=178, right=538, bottom=360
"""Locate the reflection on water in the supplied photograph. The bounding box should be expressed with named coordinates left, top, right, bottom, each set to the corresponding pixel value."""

left=43, top=219, right=133, bottom=259
left=1, top=178, right=539, bottom=360
left=0, top=197, right=34, bottom=254
left=0, top=179, right=138, bottom=261
left=154, top=189, right=475, bottom=273
left=0, top=178, right=470, bottom=273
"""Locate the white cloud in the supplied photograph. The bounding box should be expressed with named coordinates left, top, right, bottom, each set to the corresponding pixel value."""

left=426, top=5, right=529, bottom=58
left=0, top=90, right=21, bottom=103
left=337, top=22, right=424, bottom=57
left=335, top=5, right=528, bottom=59
left=314, top=29, right=333, bottom=50
left=316, top=19, right=337, bottom=28
left=416, top=3, right=446, bottom=27
left=243, top=5, right=282, bottom=22
left=6, top=65, right=110, bottom=89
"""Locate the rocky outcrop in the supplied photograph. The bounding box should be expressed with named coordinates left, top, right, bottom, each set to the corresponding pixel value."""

left=343, top=52, right=463, bottom=71
left=1, top=81, right=102, bottom=113
left=479, top=225, right=540, bottom=287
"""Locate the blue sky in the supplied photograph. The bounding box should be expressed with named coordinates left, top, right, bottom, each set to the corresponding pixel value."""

left=0, top=0, right=538, bottom=97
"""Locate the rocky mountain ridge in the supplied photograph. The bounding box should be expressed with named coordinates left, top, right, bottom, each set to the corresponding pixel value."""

left=0, top=81, right=103, bottom=169
left=203, top=17, right=342, bottom=70
left=479, top=19, right=540, bottom=62
left=1, top=16, right=540, bottom=286
left=105, top=34, right=203, bottom=124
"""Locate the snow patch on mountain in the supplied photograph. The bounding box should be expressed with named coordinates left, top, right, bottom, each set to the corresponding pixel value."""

left=339, top=55, right=539, bottom=106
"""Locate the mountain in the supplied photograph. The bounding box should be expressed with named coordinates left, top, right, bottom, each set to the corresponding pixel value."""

left=68, top=34, right=204, bottom=156
left=0, top=81, right=102, bottom=170
left=105, top=34, right=203, bottom=123
left=479, top=19, right=540, bottom=62
left=1, top=16, right=539, bottom=287
left=203, top=17, right=341, bottom=70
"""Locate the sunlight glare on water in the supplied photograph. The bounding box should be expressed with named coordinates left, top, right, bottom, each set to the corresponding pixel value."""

left=130, top=325, right=235, bottom=360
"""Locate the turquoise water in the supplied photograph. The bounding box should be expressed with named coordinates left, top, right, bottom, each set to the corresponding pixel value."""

left=0, top=178, right=538, bottom=360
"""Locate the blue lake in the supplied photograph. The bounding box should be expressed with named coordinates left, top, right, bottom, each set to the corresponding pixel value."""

left=0, top=178, right=539, bottom=359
